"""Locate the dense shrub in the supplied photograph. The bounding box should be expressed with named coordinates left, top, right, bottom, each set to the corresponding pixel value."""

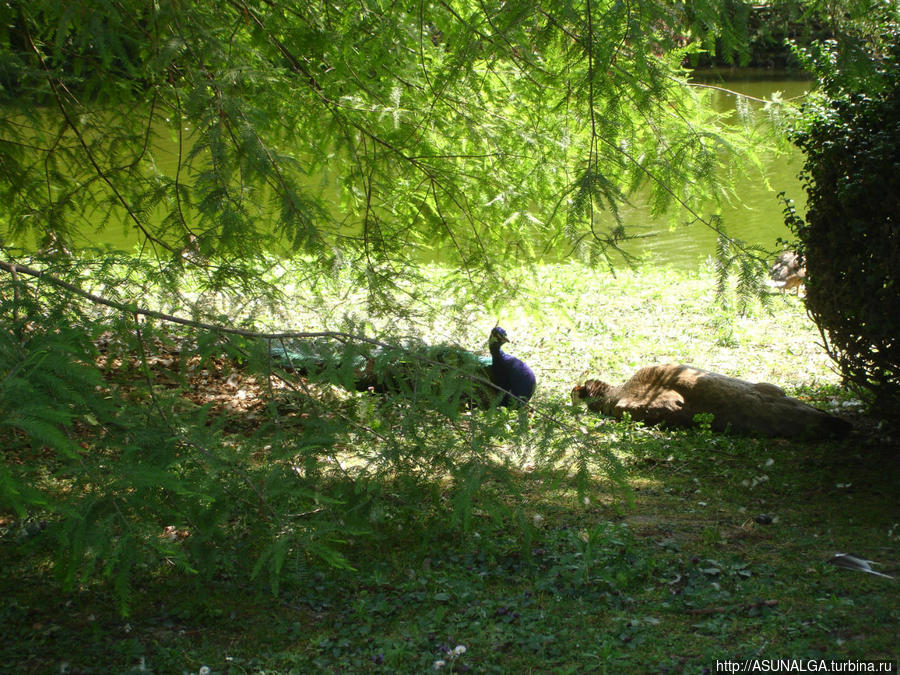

left=785, top=28, right=900, bottom=417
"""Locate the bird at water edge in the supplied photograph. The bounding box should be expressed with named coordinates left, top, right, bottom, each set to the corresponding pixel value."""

left=769, top=250, right=805, bottom=295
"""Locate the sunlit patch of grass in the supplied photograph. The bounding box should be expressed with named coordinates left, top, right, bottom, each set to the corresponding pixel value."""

left=125, top=258, right=842, bottom=402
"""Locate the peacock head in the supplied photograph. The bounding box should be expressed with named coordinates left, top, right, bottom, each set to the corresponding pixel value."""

left=489, top=326, right=509, bottom=348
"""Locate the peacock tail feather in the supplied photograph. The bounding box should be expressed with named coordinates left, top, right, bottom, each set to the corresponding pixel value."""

left=270, top=338, right=502, bottom=408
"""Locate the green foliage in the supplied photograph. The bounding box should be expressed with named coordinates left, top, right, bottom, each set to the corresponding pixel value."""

left=0, top=296, right=106, bottom=511
left=785, top=23, right=900, bottom=417
left=1, top=0, right=875, bottom=618
left=713, top=227, right=771, bottom=317
left=1, top=0, right=767, bottom=300
left=0, top=247, right=846, bottom=612
left=788, top=0, right=900, bottom=89
left=0, top=261, right=628, bottom=611
left=0, top=269, right=344, bottom=610
left=685, top=0, right=899, bottom=69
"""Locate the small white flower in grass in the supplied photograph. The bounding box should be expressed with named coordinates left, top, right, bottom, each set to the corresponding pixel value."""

left=453, top=645, right=467, bottom=656
left=433, top=659, right=447, bottom=670
left=199, top=667, right=211, bottom=675
left=583, top=496, right=590, bottom=506
left=533, top=514, right=543, bottom=526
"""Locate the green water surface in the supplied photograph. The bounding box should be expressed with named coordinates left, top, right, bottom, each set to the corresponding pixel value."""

left=4, top=74, right=811, bottom=270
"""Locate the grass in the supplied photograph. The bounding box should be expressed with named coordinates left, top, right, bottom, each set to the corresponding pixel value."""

left=2, top=262, right=898, bottom=674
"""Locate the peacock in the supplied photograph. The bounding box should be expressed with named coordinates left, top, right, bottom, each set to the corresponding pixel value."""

left=487, top=326, right=536, bottom=407
left=270, top=326, right=536, bottom=409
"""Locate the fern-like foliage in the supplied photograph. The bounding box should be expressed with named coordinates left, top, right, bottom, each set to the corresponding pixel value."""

left=0, top=0, right=828, bottom=611
left=1, top=262, right=625, bottom=612
left=1, top=0, right=772, bottom=303
left=711, top=221, right=772, bottom=315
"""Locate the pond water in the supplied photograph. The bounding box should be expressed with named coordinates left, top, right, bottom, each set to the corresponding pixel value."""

left=7, top=74, right=812, bottom=271
left=616, top=73, right=812, bottom=269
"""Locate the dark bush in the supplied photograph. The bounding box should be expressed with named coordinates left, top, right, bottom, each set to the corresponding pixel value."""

left=785, top=28, right=900, bottom=418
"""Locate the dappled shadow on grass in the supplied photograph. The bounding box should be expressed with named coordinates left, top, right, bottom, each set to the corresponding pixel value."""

left=3, top=405, right=898, bottom=673
left=1, top=322, right=894, bottom=672
left=5, top=255, right=893, bottom=670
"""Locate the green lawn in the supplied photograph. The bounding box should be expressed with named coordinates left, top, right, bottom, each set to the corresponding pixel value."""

left=2, top=263, right=897, bottom=674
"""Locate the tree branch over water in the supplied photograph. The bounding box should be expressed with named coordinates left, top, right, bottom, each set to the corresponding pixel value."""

left=1, top=0, right=782, bottom=298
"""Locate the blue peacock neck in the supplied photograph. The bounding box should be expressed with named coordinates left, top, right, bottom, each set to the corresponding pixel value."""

left=489, top=341, right=505, bottom=360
